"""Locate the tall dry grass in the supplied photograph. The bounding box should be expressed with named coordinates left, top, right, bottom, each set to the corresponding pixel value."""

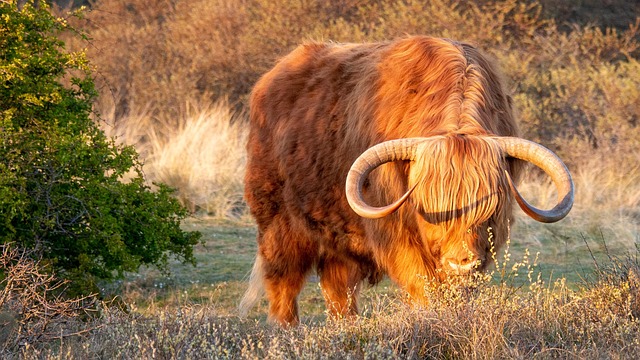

left=99, top=100, right=248, bottom=219
left=513, top=160, right=640, bottom=265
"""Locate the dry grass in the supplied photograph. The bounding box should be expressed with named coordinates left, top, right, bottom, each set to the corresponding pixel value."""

left=3, top=249, right=639, bottom=359
left=515, top=156, right=640, bottom=249
left=2, top=218, right=638, bottom=359
left=99, top=100, right=249, bottom=219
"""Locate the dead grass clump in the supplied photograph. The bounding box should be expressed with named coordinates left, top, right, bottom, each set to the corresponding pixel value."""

left=0, top=243, right=97, bottom=351
left=100, top=100, right=248, bottom=218
left=588, top=242, right=640, bottom=318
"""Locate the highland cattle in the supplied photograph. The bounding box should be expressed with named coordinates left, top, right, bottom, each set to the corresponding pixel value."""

left=240, top=36, right=574, bottom=326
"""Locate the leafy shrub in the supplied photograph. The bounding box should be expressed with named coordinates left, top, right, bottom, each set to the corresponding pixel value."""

left=0, top=0, right=201, bottom=295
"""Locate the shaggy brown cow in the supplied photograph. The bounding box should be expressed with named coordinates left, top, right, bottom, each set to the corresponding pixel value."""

left=240, top=36, right=574, bottom=326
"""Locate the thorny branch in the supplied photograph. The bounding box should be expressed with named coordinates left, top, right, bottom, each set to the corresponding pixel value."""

left=0, top=243, right=98, bottom=346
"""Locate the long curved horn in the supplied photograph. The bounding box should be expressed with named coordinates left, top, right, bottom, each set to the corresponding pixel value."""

left=496, top=137, right=574, bottom=223
left=345, top=138, right=429, bottom=218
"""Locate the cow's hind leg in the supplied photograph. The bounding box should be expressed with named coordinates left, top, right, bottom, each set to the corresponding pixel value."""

left=260, top=216, right=317, bottom=326
left=263, top=268, right=306, bottom=326
left=318, top=256, right=364, bottom=320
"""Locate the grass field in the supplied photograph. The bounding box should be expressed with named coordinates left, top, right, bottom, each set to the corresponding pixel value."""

left=6, top=217, right=634, bottom=359
left=117, top=216, right=636, bottom=313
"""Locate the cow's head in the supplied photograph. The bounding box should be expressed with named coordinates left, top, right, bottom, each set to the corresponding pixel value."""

left=345, top=135, right=574, bottom=276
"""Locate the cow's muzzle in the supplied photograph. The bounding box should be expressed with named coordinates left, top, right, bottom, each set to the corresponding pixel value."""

left=442, top=256, right=485, bottom=275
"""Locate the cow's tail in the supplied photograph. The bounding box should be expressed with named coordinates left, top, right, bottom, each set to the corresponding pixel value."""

left=239, top=253, right=265, bottom=318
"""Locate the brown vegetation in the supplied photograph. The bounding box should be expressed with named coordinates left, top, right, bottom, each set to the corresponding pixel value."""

left=61, top=0, right=640, bottom=218
left=2, top=243, right=640, bottom=358
left=0, top=243, right=97, bottom=349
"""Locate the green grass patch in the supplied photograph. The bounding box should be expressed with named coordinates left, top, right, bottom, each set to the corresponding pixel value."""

left=107, top=218, right=637, bottom=318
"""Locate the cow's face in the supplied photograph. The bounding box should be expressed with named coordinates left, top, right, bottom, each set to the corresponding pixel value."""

left=417, top=220, right=495, bottom=278
left=407, top=136, right=511, bottom=278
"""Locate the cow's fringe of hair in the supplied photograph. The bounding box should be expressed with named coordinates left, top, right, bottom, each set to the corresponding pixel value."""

left=409, top=135, right=510, bottom=233
left=239, top=253, right=265, bottom=318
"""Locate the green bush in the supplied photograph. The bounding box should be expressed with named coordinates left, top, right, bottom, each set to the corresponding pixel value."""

left=0, top=0, right=201, bottom=294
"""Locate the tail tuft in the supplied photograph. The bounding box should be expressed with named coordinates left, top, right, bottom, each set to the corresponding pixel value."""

left=239, top=253, right=265, bottom=318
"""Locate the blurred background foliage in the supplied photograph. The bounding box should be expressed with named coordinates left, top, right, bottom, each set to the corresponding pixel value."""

left=36, top=0, right=639, bottom=220
left=56, top=0, right=639, bottom=164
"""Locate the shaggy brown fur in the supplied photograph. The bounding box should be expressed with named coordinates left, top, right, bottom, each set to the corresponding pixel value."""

left=241, top=36, right=521, bottom=326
